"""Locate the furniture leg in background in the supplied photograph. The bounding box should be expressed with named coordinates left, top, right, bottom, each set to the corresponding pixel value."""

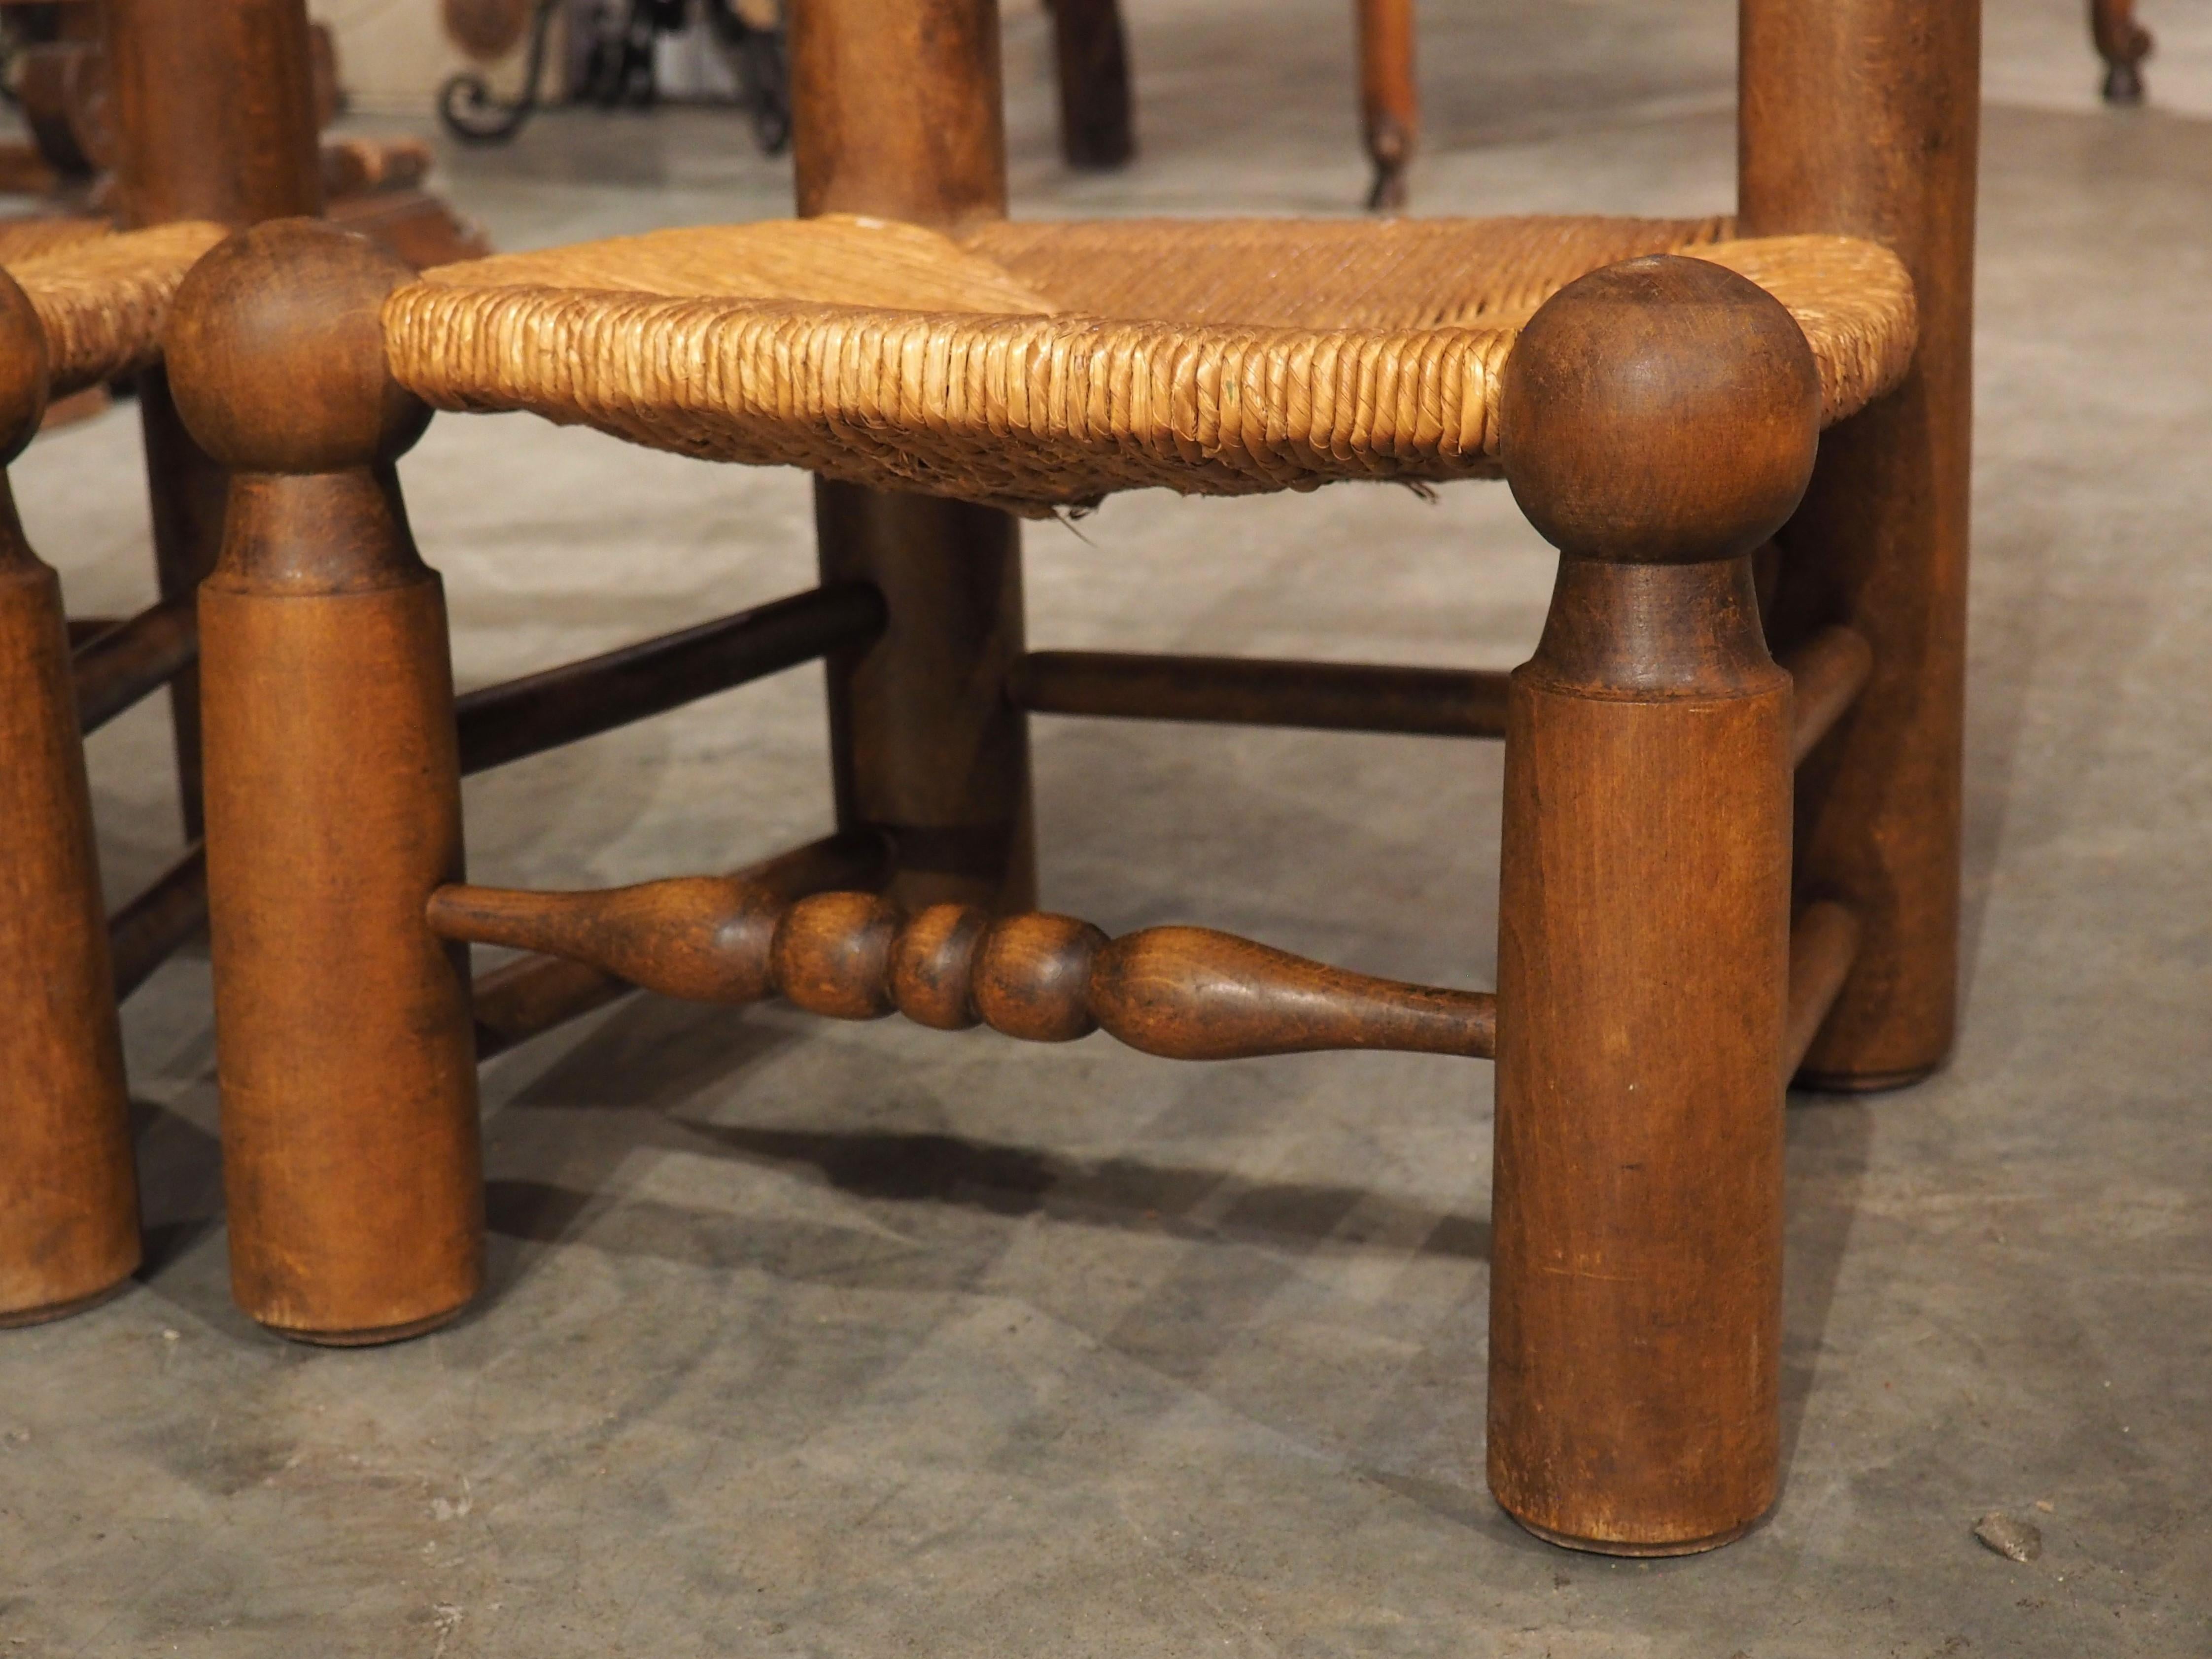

left=2090, top=0, right=2151, bottom=103
left=1357, top=0, right=1416, bottom=209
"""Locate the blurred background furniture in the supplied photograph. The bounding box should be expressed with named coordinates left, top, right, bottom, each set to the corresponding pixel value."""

left=438, top=0, right=790, bottom=150
left=1047, top=0, right=1416, bottom=206
left=0, top=0, right=486, bottom=265
left=170, top=0, right=1969, bottom=1560
left=2092, top=0, right=2152, bottom=102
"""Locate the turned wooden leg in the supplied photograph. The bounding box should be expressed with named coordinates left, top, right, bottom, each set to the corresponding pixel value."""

left=134, top=369, right=228, bottom=840
left=815, top=484, right=1036, bottom=914
left=1488, top=257, right=1821, bottom=1553
left=1048, top=0, right=1134, bottom=170
left=0, top=279, right=139, bottom=1329
left=1741, top=0, right=1978, bottom=1089
left=2090, top=0, right=2151, bottom=103
left=792, top=0, right=1037, bottom=914
left=1357, top=0, right=1416, bottom=211
left=167, top=222, right=481, bottom=1345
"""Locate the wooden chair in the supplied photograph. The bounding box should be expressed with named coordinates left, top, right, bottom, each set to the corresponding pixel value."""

left=0, top=0, right=352, bottom=1328
left=167, top=0, right=1975, bottom=1555
left=1048, top=0, right=1417, bottom=208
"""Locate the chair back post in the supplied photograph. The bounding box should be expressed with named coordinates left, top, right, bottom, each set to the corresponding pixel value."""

left=101, top=0, right=328, bottom=839
left=790, top=0, right=1037, bottom=915
left=790, top=0, right=1007, bottom=229
left=1738, top=0, right=1981, bottom=1088
left=102, top=0, right=324, bottom=228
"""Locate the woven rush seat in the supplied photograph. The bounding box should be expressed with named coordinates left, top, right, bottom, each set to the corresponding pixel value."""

left=385, top=213, right=1918, bottom=514
left=2, top=221, right=228, bottom=397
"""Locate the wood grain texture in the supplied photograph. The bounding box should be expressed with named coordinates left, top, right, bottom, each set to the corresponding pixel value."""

left=1488, top=257, right=1812, bottom=1554
left=790, top=0, right=1006, bottom=233
left=790, top=0, right=1035, bottom=915
left=175, top=220, right=479, bottom=1344
left=427, top=880, right=1497, bottom=1062
left=68, top=592, right=195, bottom=735
left=1011, top=650, right=1509, bottom=739
left=103, top=0, right=323, bottom=229
left=1741, top=0, right=1979, bottom=1089
left=470, top=832, right=895, bottom=1059
left=0, top=275, right=138, bottom=1326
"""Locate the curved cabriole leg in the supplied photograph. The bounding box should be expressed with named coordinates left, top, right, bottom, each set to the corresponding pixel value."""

left=1740, top=0, right=1979, bottom=1089
left=1357, top=0, right=1416, bottom=210
left=166, top=222, right=482, bottom=1346
left=1489, top=257, right=1820, bottom=1554
left=0, top=277, right=139, bottom=1329
left=792, top=0, right=1037, bottom=915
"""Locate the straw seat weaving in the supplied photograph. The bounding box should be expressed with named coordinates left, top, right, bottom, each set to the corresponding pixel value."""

left=1, top=221, right=229, bottom=396
left=387, top=214, right=1918, bottom=515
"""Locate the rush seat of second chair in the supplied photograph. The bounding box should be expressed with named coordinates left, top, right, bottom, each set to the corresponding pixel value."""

left=166, top=0, right=1976, bottom=1560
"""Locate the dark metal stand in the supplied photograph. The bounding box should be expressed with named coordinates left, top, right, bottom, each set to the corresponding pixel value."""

left=439, top=0, right=789, bottom=152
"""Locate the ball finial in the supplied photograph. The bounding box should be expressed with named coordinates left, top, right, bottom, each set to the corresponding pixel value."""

left=165, top=218, right=430, bottom=475
left=0, top=274, right=51, bottom=466
left=1501, top=256, right=1821, bottom=564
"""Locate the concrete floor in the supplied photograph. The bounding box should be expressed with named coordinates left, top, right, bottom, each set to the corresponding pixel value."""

left=5, top=0, right=2211, bottom=1652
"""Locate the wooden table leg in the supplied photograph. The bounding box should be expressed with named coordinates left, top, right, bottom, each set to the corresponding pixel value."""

left=168, top=222, right=482, bottom=1345
left=1489, top=256, right=1820, bottom=1553
left=0, top=276, right=138, bottom=1329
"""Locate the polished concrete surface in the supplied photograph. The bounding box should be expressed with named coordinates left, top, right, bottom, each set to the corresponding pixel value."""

left=4, top=0, right=2210, bottom=1652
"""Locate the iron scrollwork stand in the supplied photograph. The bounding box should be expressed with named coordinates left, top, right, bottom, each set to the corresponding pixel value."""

left=439, top=0, right=790, bottom=153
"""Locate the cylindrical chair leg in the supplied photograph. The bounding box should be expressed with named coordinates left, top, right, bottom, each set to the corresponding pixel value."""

left=792, top=0, right=1037, bottom=914
left=0, top=282, right=138, bottom=1325
left=1491, top=557, right=1792, bottom=1553
left=815, top=483, right=1036, bottom=914
left=1487, top=256, right=1822, bottom=1552
left=168, top=223, right=481, bottom=1345
left=1357, top=0, right=1416, bottom=210
left=1741, top=0, right=1979, bottom=1089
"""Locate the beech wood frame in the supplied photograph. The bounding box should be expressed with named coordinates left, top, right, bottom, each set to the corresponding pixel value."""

left=158, top=0, right=1974, bottom=1557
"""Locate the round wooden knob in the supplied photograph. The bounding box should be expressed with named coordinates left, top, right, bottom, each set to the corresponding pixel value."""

left=166, top=218, right=430, bottom=475
left=1500, top=255, right=1821, bottom=564
left=0, top=274, right=51, bottom=465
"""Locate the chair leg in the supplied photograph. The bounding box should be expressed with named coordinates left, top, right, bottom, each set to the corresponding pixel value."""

left=816, top=483, right=1037, bottom=915
left=1740, top=0, right=1979, bottom=1090
left=0, top=301, right=138, bottom=1325
left=1487, top=256, right=1819, bottom=1553
left=1048, top=0, right=1134, bottom=170
left=169, top=223, right=482, bottom=1345
left=1357, top=0, right=1416, bottom=210
left=2090, top=0, right=2151, bottom=103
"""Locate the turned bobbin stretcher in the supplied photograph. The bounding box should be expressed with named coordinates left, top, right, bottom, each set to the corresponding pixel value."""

left=162, top=0, right=1974, bottom=1556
